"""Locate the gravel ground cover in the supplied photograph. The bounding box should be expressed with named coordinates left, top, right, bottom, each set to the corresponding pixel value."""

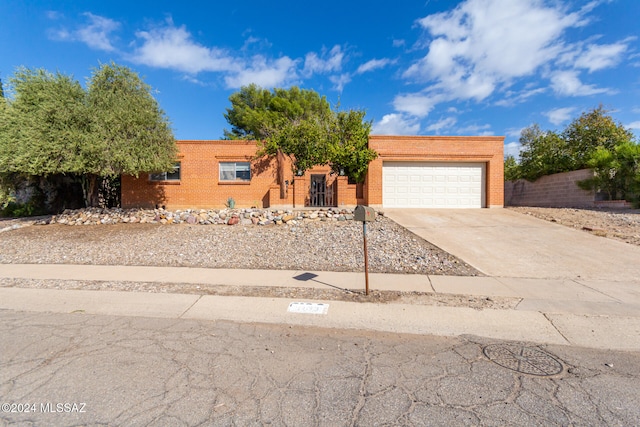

left=508, top=206, right=640, bottom=246
left=4, top=206, right=636, bottom=307
left=0, top=214, right=480, bottom=276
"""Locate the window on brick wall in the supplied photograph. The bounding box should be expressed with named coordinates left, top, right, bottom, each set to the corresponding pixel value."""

left=219, top=162, right=251, bottom=182
left=150, top=162, right=181, bottom=181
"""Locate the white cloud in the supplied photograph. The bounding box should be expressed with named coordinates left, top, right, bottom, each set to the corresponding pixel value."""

left=544, top=107, right=575, bottom=125
left=329, top=73, right=352, bottom=92
left=302, top=45, right=344, bottom=76
left=457, top=124, right=493, bottom=135
left=426, top=117, right=456, bottom=133
left=224, top=56, right=298, bottom=89
left=393, top=93, right=439, bottom=118
left=505, top=127, right=525, bottom=139
left=131, top=23, right=240, bottom=74
left=574, top=42, right=628, bottom=73
left=504, top=141, right=521, bottom=159
left=495, top=87, right=546, bottom=107
left=372, top=114, right=420, bottom=135
left=398, top=0, right=631, bottom=117
left=627, top=121, right=640, bottom=130
left=46, top=10, right=63, bottom=20
left=130, top=21, right=299, bottom=88
left=77, top=13, right=120, bottom=51
left=356, top=58, right=394, bottom=74
left=49, top=12, right=120, bottom=52
left=406, top=0, right=580, bottom=98
left=549, top=70, right=610, bottom=96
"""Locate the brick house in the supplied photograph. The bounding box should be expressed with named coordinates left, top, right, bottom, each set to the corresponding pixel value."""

left=121, top=135, right=504, bottom=210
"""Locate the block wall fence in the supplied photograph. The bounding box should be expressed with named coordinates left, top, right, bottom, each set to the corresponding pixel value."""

left=504, top=169, right=634, bottom=208
left=504, top=169, right=595, bottom=207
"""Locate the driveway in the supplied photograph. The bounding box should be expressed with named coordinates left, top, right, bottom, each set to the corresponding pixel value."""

left=384, top=208, right=640, bottom=281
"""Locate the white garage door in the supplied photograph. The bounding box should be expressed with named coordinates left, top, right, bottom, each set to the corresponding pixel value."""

left=383, top=162, right=485, bottom=208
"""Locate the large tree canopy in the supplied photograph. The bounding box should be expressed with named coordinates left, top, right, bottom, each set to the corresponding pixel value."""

left=0, top=63, right=177, bottom=207
left=509, top=106, right=639, bottom=204
left=85, top=63, right=177, bottom=176
left=0, top=68, right=89, bottom=176
left=224, top=84, right=332, bottom=141
left=224, top=84, right=376, bottom=182
left=515, top=106, right=636, bottom=181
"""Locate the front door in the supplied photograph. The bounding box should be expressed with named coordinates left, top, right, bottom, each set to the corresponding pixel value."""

left=310, top=174, right=334, bottom=207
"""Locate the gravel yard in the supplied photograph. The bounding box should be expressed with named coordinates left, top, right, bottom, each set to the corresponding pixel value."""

left=0, top=214, right=480, bottom=276
left=508, top=206, right=640, bottom=246
left=3, top=206, right=636, bottom=307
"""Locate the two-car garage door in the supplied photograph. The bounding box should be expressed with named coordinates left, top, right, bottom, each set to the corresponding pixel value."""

left=383, top=161, right=485, bottom=208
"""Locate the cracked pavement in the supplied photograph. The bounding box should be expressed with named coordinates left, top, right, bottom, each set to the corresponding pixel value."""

left=2, top=310, right=639, bottom=426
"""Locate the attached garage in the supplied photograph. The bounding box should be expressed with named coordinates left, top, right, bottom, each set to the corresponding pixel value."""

left=382, top=161, right=486, bottom=208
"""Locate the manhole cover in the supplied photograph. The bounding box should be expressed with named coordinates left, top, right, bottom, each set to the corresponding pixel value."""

left=483, top=344, right=564, bottom=376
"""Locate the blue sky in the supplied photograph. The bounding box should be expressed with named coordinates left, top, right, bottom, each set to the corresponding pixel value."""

left=1, top=0, right=639, bottom=158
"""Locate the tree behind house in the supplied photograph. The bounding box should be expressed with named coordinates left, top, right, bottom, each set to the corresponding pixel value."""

left=507, top=106, right=639, bottom=205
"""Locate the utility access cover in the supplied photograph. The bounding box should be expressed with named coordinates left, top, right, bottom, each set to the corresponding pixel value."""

left=483, top=343, right=564, bottom=376
left=287, top=302, right=329, bottom=315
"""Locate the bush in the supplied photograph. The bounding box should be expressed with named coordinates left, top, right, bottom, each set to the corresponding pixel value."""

left=0, top=184, right=46, bottom=217
left=1, top=200, right=46, bottom=217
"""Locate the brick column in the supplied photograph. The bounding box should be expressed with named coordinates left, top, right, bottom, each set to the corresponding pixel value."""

left=293, top=175, right=307, bottom=208
left=335, top=176, right=348, bottom=207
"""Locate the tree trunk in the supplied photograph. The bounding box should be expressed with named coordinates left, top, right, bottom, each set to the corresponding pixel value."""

left=277, top=149, right=287, bottom=198
left=80, top=174, right=100, bottom=207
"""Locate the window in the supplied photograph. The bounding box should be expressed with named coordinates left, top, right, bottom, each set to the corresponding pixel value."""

left=220, top=162, right=251, bottom=182
left=150, top=162, right=181, bottom=181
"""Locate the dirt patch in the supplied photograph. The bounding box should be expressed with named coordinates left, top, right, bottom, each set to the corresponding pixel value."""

left=508, top=206, right=640, bottom=246
left=0, top=278, right=520, bottom=310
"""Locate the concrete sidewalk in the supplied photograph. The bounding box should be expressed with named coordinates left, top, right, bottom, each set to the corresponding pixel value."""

left=1, top=263, right=639, bottom=351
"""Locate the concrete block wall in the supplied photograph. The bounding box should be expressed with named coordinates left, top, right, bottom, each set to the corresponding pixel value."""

left=504, top=169, right=596, bottom=207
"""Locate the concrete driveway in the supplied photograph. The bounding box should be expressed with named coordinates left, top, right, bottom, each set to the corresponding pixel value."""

left=384, top=208, right=640, bottom=281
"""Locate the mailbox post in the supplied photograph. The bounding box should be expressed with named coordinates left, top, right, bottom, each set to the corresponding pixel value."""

left=354, top=205, right=375, bottom=295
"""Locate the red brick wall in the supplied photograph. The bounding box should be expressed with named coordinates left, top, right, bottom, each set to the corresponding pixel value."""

left=121, top=136, right=505, bottom=209
left=121, top=140, right=278, bottom=209
left=367, top=135, right=505, bottom=208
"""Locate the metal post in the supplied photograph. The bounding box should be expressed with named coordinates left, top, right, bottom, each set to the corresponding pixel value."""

left=363, top=222, right=369, bottom=296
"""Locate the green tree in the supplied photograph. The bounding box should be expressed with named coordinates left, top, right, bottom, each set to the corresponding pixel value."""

left=0, top=63, right=177, bottom=209
left=563, top=105, right=635, bottom=170
left=515, top=107, right=636, bottom=182
left=517, top=124, right=571, bottom=180
left=578, top=141, right=640, bottom=202
left=224, top=85, right=375, bottom=181
left=327, top=109, right=376, bottom=183
left=0, top=67, right=89, bottom=176
left=224, top=84, right=332, bottom=141
left=83, top=62, right=177, bottom=206
left=503, top=155, right=521, bottom=181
